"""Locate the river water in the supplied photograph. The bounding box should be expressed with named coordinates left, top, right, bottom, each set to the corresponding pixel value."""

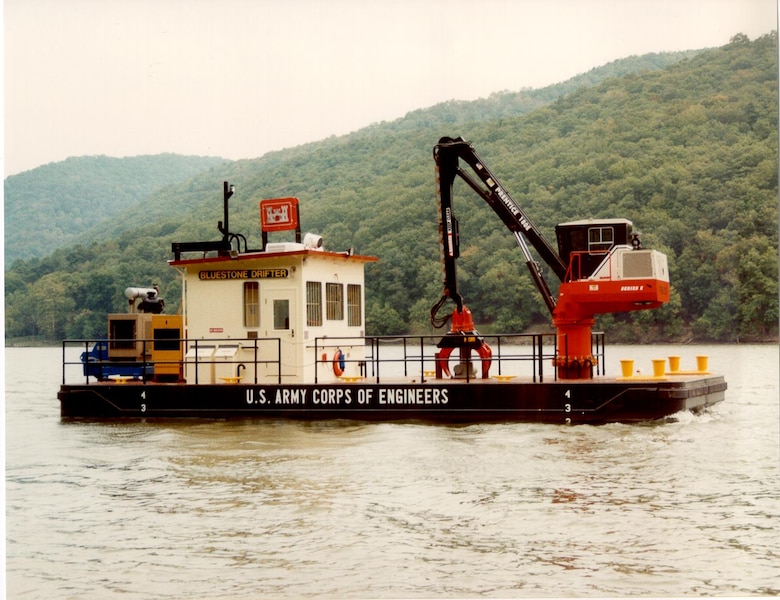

left=5, top=344, right=780, bottom=598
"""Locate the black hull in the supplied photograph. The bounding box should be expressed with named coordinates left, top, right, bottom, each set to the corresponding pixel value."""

left=59, top=376, right=727, bottom=425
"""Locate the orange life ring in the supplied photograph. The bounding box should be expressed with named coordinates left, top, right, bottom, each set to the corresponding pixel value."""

left=436, top=342, right=492, bottom=379
left=333, top=349, right=346, bottom=376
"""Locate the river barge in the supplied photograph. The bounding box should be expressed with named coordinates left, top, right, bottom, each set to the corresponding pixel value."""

left=58, top=138, right=726, bottom=423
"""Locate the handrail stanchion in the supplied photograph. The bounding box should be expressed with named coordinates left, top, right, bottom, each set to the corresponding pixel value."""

left=277, top=338, right=282, bottom=384
left=314, top=339, right=319, bottom=384
left=496, top=336, right=502, bottom=377
left=419, top=336, right=425, bottom=381
left=84, top=340, right=90, bottom=384
left=368, top=337, right=376, bottom=379
left=537, top=334, right=543, bottom=383
left=142, top=339, right=148, bottom=383
left=375, top=340, right=380, bottom=383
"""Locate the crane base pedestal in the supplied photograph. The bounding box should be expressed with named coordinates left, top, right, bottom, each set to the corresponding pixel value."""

left=554, top=318, right=597, bottom=380
left=554, top=356, right=596, bottom=380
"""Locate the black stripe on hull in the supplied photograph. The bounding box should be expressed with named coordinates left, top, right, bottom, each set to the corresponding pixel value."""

left=59, top=377, right=727, bottom=425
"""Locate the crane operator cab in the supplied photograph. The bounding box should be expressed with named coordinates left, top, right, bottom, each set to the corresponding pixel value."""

left=556, top=219, right=633, bottom=279
left=555, top=218, right=668, bottom=285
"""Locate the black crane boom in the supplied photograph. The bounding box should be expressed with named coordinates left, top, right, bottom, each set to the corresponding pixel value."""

left=432, top=136, right=565, bottom=324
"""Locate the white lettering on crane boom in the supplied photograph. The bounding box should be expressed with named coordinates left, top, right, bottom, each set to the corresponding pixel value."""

left=445, top=207, right=455, bottom=257
left=494, top=185, right=531, bottom=231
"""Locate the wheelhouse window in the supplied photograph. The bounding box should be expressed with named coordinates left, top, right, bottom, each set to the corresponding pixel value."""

left=588, top=227, right=614, bottom=253
left=273, top=299, right=290, bottom=330
left=326, top=282, right=343, bottom=320
left=306, top=281, right=322, bottom=326
left=243, top=282, right=259, bottom=327
left=347, top=284, right=362, bottom=326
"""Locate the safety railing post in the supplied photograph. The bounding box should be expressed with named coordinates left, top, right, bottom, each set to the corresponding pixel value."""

left=314, top=339, right=319, bottom=384
left=276, top=338, right=282, bottom=384
left=375, top=341, right=380, bottom=383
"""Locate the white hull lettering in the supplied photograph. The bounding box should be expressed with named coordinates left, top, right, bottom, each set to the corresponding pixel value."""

left=275, top=388, right=307, bottom=404
left=246, top=389, right=267, bottom=405
left=378, top=388, right=449, bottom=405
left=248, top=387, right=449, bottom=407
left=312, top=389, right=352, bottom=404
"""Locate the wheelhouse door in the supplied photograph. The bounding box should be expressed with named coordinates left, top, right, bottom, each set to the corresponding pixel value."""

left=263, top=290, right=298, bottom=380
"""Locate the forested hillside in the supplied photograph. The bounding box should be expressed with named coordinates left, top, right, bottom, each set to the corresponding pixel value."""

left=5, top=34, right=776, bottom=344
left=4, top=154, right=229, bottom=265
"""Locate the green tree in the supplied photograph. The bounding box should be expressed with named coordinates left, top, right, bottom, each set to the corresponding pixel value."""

left=735, top=236, right=779, bottom=337
left=28, top=273, right=77, bottom=340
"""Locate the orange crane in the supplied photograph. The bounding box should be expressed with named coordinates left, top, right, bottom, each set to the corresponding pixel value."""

left=430, top=137, right=670, bottom=380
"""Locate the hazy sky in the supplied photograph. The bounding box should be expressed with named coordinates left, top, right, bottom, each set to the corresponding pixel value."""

left=3, top=0, right=776, bottom=176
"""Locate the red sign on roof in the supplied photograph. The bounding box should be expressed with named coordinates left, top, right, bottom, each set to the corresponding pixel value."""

left=260, top=198, right=299, bottom=232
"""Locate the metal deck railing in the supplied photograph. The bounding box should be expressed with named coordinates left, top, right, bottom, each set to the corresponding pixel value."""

left=61, top=332, right=606, bottom=385
left=61, top=337, right=283, bottom=385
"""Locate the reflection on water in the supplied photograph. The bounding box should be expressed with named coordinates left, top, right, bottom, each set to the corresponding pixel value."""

left=5, top=345, right=780, bottom=598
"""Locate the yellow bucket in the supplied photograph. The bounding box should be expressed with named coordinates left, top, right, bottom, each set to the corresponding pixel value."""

left=620, top=359, right=634, bottom=378
left=652, top=359, right=666, bottom=377
left=668, top=355, right=680, bottom=373
left=696, top=355, right=709, bottom=372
